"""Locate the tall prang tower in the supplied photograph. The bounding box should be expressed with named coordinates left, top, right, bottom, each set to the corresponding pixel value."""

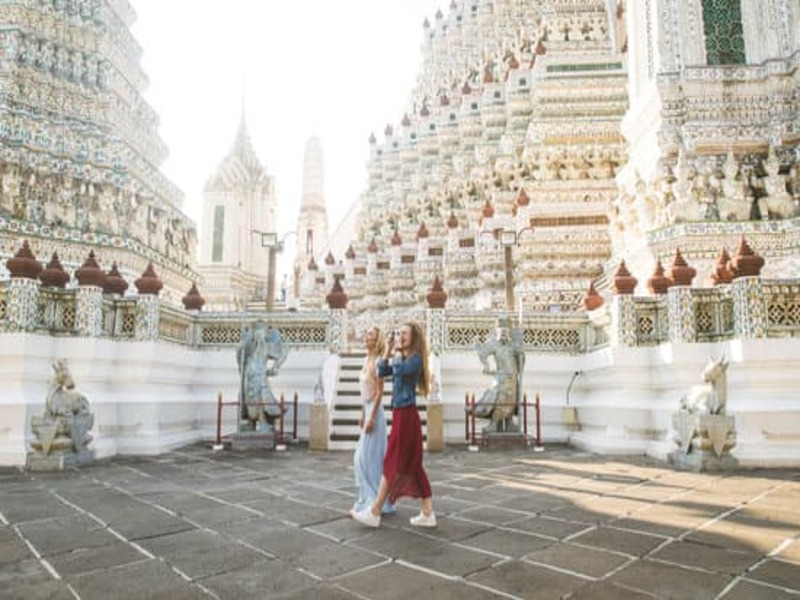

left=197, top=111, right=277, bottom=310
left=292, top=137, right=328, bottom=304
left=0, top=0, right=198, bottom=302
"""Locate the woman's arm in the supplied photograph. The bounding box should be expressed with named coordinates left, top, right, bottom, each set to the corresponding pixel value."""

left=365, top=377, right=384, bottom=433
left=390, top=353, right=422, bottom=377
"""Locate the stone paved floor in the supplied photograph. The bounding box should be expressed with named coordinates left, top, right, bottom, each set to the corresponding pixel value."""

left=1, top=444, right=799, bottom=600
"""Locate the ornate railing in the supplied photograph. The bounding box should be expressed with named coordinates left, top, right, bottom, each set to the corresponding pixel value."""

left=2, top=276, right=800, bottom=350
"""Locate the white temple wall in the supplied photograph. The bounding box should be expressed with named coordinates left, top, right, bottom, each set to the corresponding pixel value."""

left=0, top=333, right=327, bottom=466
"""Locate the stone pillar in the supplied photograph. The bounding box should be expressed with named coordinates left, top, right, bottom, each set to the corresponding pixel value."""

left=7, top=277, right=40, bottom=332
left=308, top=403, right=329, bottom=451
left=76, top=286, right=104, bottom=337
left=610, top=294, right=638, bottom=347
left=5, top=240, right=43, bottom=332
left=731, top=276, right=767, bottom=339
left=667, top=286, right=696, bottom=343
left=425, top=402, right=444, bottom=452
left=135, top=294, right=160, bottom=341
left=134, top=262, right=163, bottom=341
left=327, top=309, right=348, bottom=353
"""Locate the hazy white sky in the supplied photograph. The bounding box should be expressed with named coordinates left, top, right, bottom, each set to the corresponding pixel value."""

left=132, top=1, right=443, bottom=243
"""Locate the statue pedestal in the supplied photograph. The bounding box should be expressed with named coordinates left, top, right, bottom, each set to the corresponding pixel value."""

left=669, top=412, right=737, bottom=472
left=482, top=430, right=528, bottom=451
left=231, top=427, right=277, bottom=451
left=27, top=449, right=94, bottom=471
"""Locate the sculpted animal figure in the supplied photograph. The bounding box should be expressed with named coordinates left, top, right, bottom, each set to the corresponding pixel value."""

left=680, top=355, right=729, bottom=415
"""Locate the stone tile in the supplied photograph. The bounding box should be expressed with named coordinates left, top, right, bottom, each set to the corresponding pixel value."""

left=507, top=515, right=592, bottom=540
left=17, top=514, right=119, bottom=557
left=108, top=508, right=197, bottom=541
left=243, top=496, right=344, bottom=526
left=613, top=505, right=710, bottom=537
left=137, top=528, right=266, bottom=579
left=720, top=578, right=800, bottom=600
left=68, top=558, right=209, bottom=600
left=232, top=525, right=334, bottom=560
left=524, top=541, right=630, bottom=578
left=0, top=557, right=54, bottom=589
left=198, top=558, right=319, bottom=599
left=0, top=526, right=33, bottom=564
left=650, top=540, right=760, bottom=575
left=271, top=583, right=361, bottom=599
left=2, top=580, right=76, bottom=600
left=0, top=492, right=77, bottom=524
left=723, top=507, right=800, bottom=539
left=337, top=562, right=502, bottom=599
left=608, top=558, right=733, bottom=600
left=291, top=540, right=385, bottom=579
left=400, top=515, right=491, bottom=541
left=429, top=495, right=479, bottom=516
left=466, top=558, right=587, bottom=599
left=458, top=528, right=554, bottom=558
left=455, top=505, right=532, bottom=526
left=494, top=490, right=572, bottom=513
left=566, top=580, right=662, bottom=599
left=775, top=540, right=800, bottom=564
left=748, top=559, right=800, bottom=592
left=353, top=526, right=499, bottom=577
left=568, top=526, right=667, bottom=556
left=47, top=542, right=148, bottom=577
left=684, top=519, right=787, bottom=554
left=181, top=504, right=257, bottom=527
left=137, top=491, right=227, bottom=514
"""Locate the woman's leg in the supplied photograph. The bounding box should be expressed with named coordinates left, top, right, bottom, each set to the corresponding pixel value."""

left=421, top=496, right=434, bottom=516
left=369, top=476, right=389, bottom=517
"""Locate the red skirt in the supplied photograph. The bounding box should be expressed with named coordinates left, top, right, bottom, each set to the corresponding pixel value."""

left=384, top=406, right=432, bottom=503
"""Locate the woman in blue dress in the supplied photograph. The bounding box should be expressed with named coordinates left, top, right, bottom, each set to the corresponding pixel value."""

left=351, top=326, right=394, bottom=516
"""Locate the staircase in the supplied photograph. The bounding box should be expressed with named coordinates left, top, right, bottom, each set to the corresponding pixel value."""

left=328, top=352, right=426, bottom=451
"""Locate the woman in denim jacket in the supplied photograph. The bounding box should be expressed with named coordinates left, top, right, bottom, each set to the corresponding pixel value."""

left=352, top=321, right=437, bottom=528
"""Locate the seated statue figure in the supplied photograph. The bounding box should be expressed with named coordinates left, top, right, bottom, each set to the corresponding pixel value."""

left=468, top=320, right=526, bottom=433
left=30, top=359, right=94, bottom=459
left=236, top=321, right=289, bottom=432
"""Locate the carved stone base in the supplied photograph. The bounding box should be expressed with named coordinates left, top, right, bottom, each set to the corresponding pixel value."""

left=231, top=430, right=277, bottom=451
left=481, top=430, right=528, bottom=450
left=670, top=412, right=737, bottom=471
left=482, top=416, right=521, bottom=435
left=26, top=449, right=94, bottom=471
left=668, top=449, right=738, bottom=472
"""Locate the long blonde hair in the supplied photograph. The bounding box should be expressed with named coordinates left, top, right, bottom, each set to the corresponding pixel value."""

left=404, top=321, right=430, bottom=397
left=365, top=326, right=386, bottom=373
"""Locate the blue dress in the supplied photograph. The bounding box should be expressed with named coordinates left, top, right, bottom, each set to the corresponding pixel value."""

left=352, top=364, right=395, bottom=514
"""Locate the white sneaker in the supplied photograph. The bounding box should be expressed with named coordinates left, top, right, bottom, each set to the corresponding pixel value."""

left=410, top=511, right=437, bottom=528
left=352, top=507, right=380, bottom=528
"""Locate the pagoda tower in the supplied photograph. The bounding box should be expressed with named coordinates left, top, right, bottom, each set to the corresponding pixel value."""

left=0, top=0, right=198, bottom=302
left=293, top=137, right=329, bottom=304
left=197, top=110, right=277, bottom=310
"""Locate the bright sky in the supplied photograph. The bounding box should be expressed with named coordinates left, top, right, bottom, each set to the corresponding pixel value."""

left=132, top=1, right=443, bottom=247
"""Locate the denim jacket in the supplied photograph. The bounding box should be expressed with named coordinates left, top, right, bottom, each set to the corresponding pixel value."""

left=377, top=353, right=421, bottom=409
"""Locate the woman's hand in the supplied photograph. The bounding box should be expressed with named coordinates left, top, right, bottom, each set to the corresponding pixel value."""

left=364, top=418, right=375, bottom=434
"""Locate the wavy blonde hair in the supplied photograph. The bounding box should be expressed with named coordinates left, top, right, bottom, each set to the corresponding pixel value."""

left=365, top=326, right=386, bottom=373
left=403, top=321, right=430, bottom=397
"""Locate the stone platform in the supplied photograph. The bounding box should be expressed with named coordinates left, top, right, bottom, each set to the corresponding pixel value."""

left=1, top=444, right=799, bottom=599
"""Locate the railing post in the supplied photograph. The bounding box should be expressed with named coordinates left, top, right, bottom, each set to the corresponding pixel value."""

left=213, top=391, right=224, bottom=451
left=523, top=392, right=528, bottom=446
left=470, top=392, right=478, bottom=449
left=292, top=391, right=298, bottom=441
left=464, top=391, right=470, bottom=441
left=277, top=391, right=286, bottom=449
left=534, top=391, right=544, bottom=452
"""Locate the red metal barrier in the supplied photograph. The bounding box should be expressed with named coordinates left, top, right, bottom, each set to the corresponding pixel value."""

left=522, top=392, right=528, bottom=444
left=464, top=392, right=470, bottom=441
left=470, top=392, right=477, bottom=447
left=215, top=391, right=223, bottom=446
left=534, top=391, right=543, bottom=450
left=292, top=392, right=298, bottom=440
left=278, top=392, right=285, bottom=445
